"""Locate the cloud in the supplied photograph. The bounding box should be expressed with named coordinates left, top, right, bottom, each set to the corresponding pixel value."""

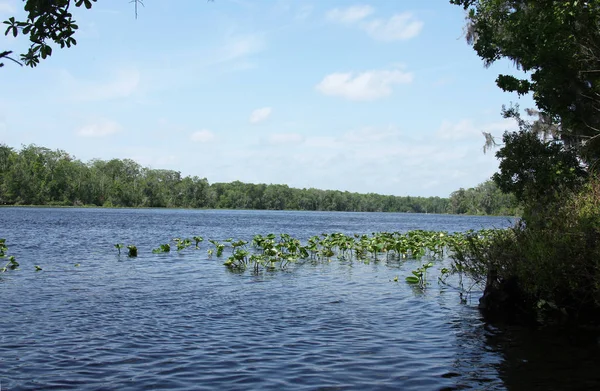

left=361, top=13, right=423, bottom=41
left=327, top=6, right=422, bottom=42
left=342, top=126, right=398, bottom=143
left=268, top=133, right=304, bottom=145
left=115, top=146, right=179, bottom=170
left=316, top=67, right=413, bottom=101
left=220, top=34, right=265, bottom=62
left=76, top=119, right=121, bottom=137
left=436, top=118, right=517, bottom=141
left=190, top=129, right=216, bottom=143
left=66, top=68, right=141, bottom=102
left=326, top=5, right=374, bottom=24
left=249, top=107, right=272, bottom=124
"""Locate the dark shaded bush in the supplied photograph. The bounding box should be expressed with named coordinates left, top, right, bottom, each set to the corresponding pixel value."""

left=452, top=178, right=600, bottom=326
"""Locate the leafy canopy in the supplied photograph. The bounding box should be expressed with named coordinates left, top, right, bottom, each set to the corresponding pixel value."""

left=451, top=0, right=600, bottom=163
left=0, top=0, right=151, bottom=68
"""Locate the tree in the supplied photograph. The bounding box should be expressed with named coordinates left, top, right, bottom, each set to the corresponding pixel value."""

left=1, top=0, right=150, bottom=67
left=451, top=0, right=600, bottom=165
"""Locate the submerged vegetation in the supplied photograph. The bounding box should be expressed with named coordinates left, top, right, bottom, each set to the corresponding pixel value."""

left=0, top=144, right=518, bottom=215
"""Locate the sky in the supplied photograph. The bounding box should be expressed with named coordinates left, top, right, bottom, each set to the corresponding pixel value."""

left=0, top=0, right=535, bottom=197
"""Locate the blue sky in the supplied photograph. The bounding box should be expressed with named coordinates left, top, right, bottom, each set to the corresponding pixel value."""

left=0, top=0, right=534, bottom=197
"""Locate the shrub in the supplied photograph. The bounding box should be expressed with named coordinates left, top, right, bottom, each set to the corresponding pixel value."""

left=454, top=177, right=600, bottom=325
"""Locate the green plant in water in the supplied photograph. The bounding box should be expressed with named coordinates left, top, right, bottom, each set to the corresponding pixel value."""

left=127, top=245, right=138, bottom=258
left=1, top=256, right=19, bottom=273
left=173, top=238, right=192, bottom=251
left=208, top=239, right=225, bottom=257
left=193, top=236, right=204, bottom=249
left=114, top=243, right=124, bottom=255
left=406, top=262, right=434, bottom=288
left=35, top=265, right=42, bottom=271
left=0, top=239, right=19, bottom=273
left=152, top=243, right=171, bottom=253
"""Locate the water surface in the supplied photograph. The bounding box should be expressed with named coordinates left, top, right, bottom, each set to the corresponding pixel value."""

left=1, top=208, right=598, bottom=390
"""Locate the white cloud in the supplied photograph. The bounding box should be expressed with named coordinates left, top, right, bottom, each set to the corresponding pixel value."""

left=436, top=118, right=517, bottom=141
left=249, top=107, right=272, bottom=124
left=360, top=13, right=423, bottom=42
left=190, top=129, right=216, bottom=143
left=220, top=34, right=265, bottom=62
left=326, top=5, right=374, bottom=24
left=316, top=67, right=413, bottom=101
left=268, top=133, right=304, bottom=145
left=76, top=119, right=121, bottom=138
left=342, top=126, right=398, bottom=143
left=66, top=68, right=141, bottom=102
left=327, top=6, right=422, bottom=42
left=226, top=122, right=499, bottom=197
left=115, top=146, right=179, bottom=170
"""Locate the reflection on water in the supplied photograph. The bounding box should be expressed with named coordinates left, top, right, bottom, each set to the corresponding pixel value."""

left=491, top=325, right=600, bottom=391
left=0, top=208, right=598, bottom=390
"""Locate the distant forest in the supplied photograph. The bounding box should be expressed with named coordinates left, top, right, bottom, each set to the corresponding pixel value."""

left=0, top=144, right=519, bottom=215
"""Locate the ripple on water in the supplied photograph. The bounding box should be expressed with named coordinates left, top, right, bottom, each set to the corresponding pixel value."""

left=5, top=208, right=597, bottom=391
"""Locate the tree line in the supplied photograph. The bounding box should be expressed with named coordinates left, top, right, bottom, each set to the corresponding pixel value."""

left=0, top=144, right=518, bottom=215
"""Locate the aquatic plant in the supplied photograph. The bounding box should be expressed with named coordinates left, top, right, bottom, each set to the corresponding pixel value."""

left=35, top=265, right=42, bottom=271
left=127, top=245, right=138, bottom=258
left=208, top=239, right=225, bottom=257
left=406, top=262, right=434, bottom=288
left=152, top=243, right=171, bottom=253
left=1, top=256, right=19, bottom=273
left=193, top=236, right=204, bottom=249
left=114, top=243, right=124, bottom=255
left=113, top=230, right=509, bottom=290
left=0, top=239, right=19, bottom=273
left=173, top=238, right=192, bottom=252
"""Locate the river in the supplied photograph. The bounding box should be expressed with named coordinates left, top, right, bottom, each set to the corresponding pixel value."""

left=1, top=208, right=598, bottom=390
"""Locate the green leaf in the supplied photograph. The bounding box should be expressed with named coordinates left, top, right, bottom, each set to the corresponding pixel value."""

left=405, top=276, right=420, bottom=284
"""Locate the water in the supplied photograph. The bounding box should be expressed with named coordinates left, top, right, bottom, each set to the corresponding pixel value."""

left=0, top=208, right=598, bottom=390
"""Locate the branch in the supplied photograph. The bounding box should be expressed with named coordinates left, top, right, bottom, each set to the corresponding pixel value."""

left=129, top=0, right=145, bottom=19
left=0, top=50, right=23, bottom=67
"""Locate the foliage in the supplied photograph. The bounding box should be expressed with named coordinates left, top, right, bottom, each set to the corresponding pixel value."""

left=152, top=243, right=171, bottom=254
left=451, top=0, right=600, bottom=164
left=0, top=143, right=515, bottom=215
left=163, top=230, right=493, bottom=278
left=0, top=238, right=19, bottom=273
left=451, top=0, right=600, bottom=325
left=448, top=179, right=520, bottom=215
left=1, top=0, right=150, bottom=67
left=2, top=0, right=96, bottom=67
left=492, top=106, right=587, bottom=209
left=451, top=178, right=600, bottom=324
left=405, top=261, right=434, bottom=288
